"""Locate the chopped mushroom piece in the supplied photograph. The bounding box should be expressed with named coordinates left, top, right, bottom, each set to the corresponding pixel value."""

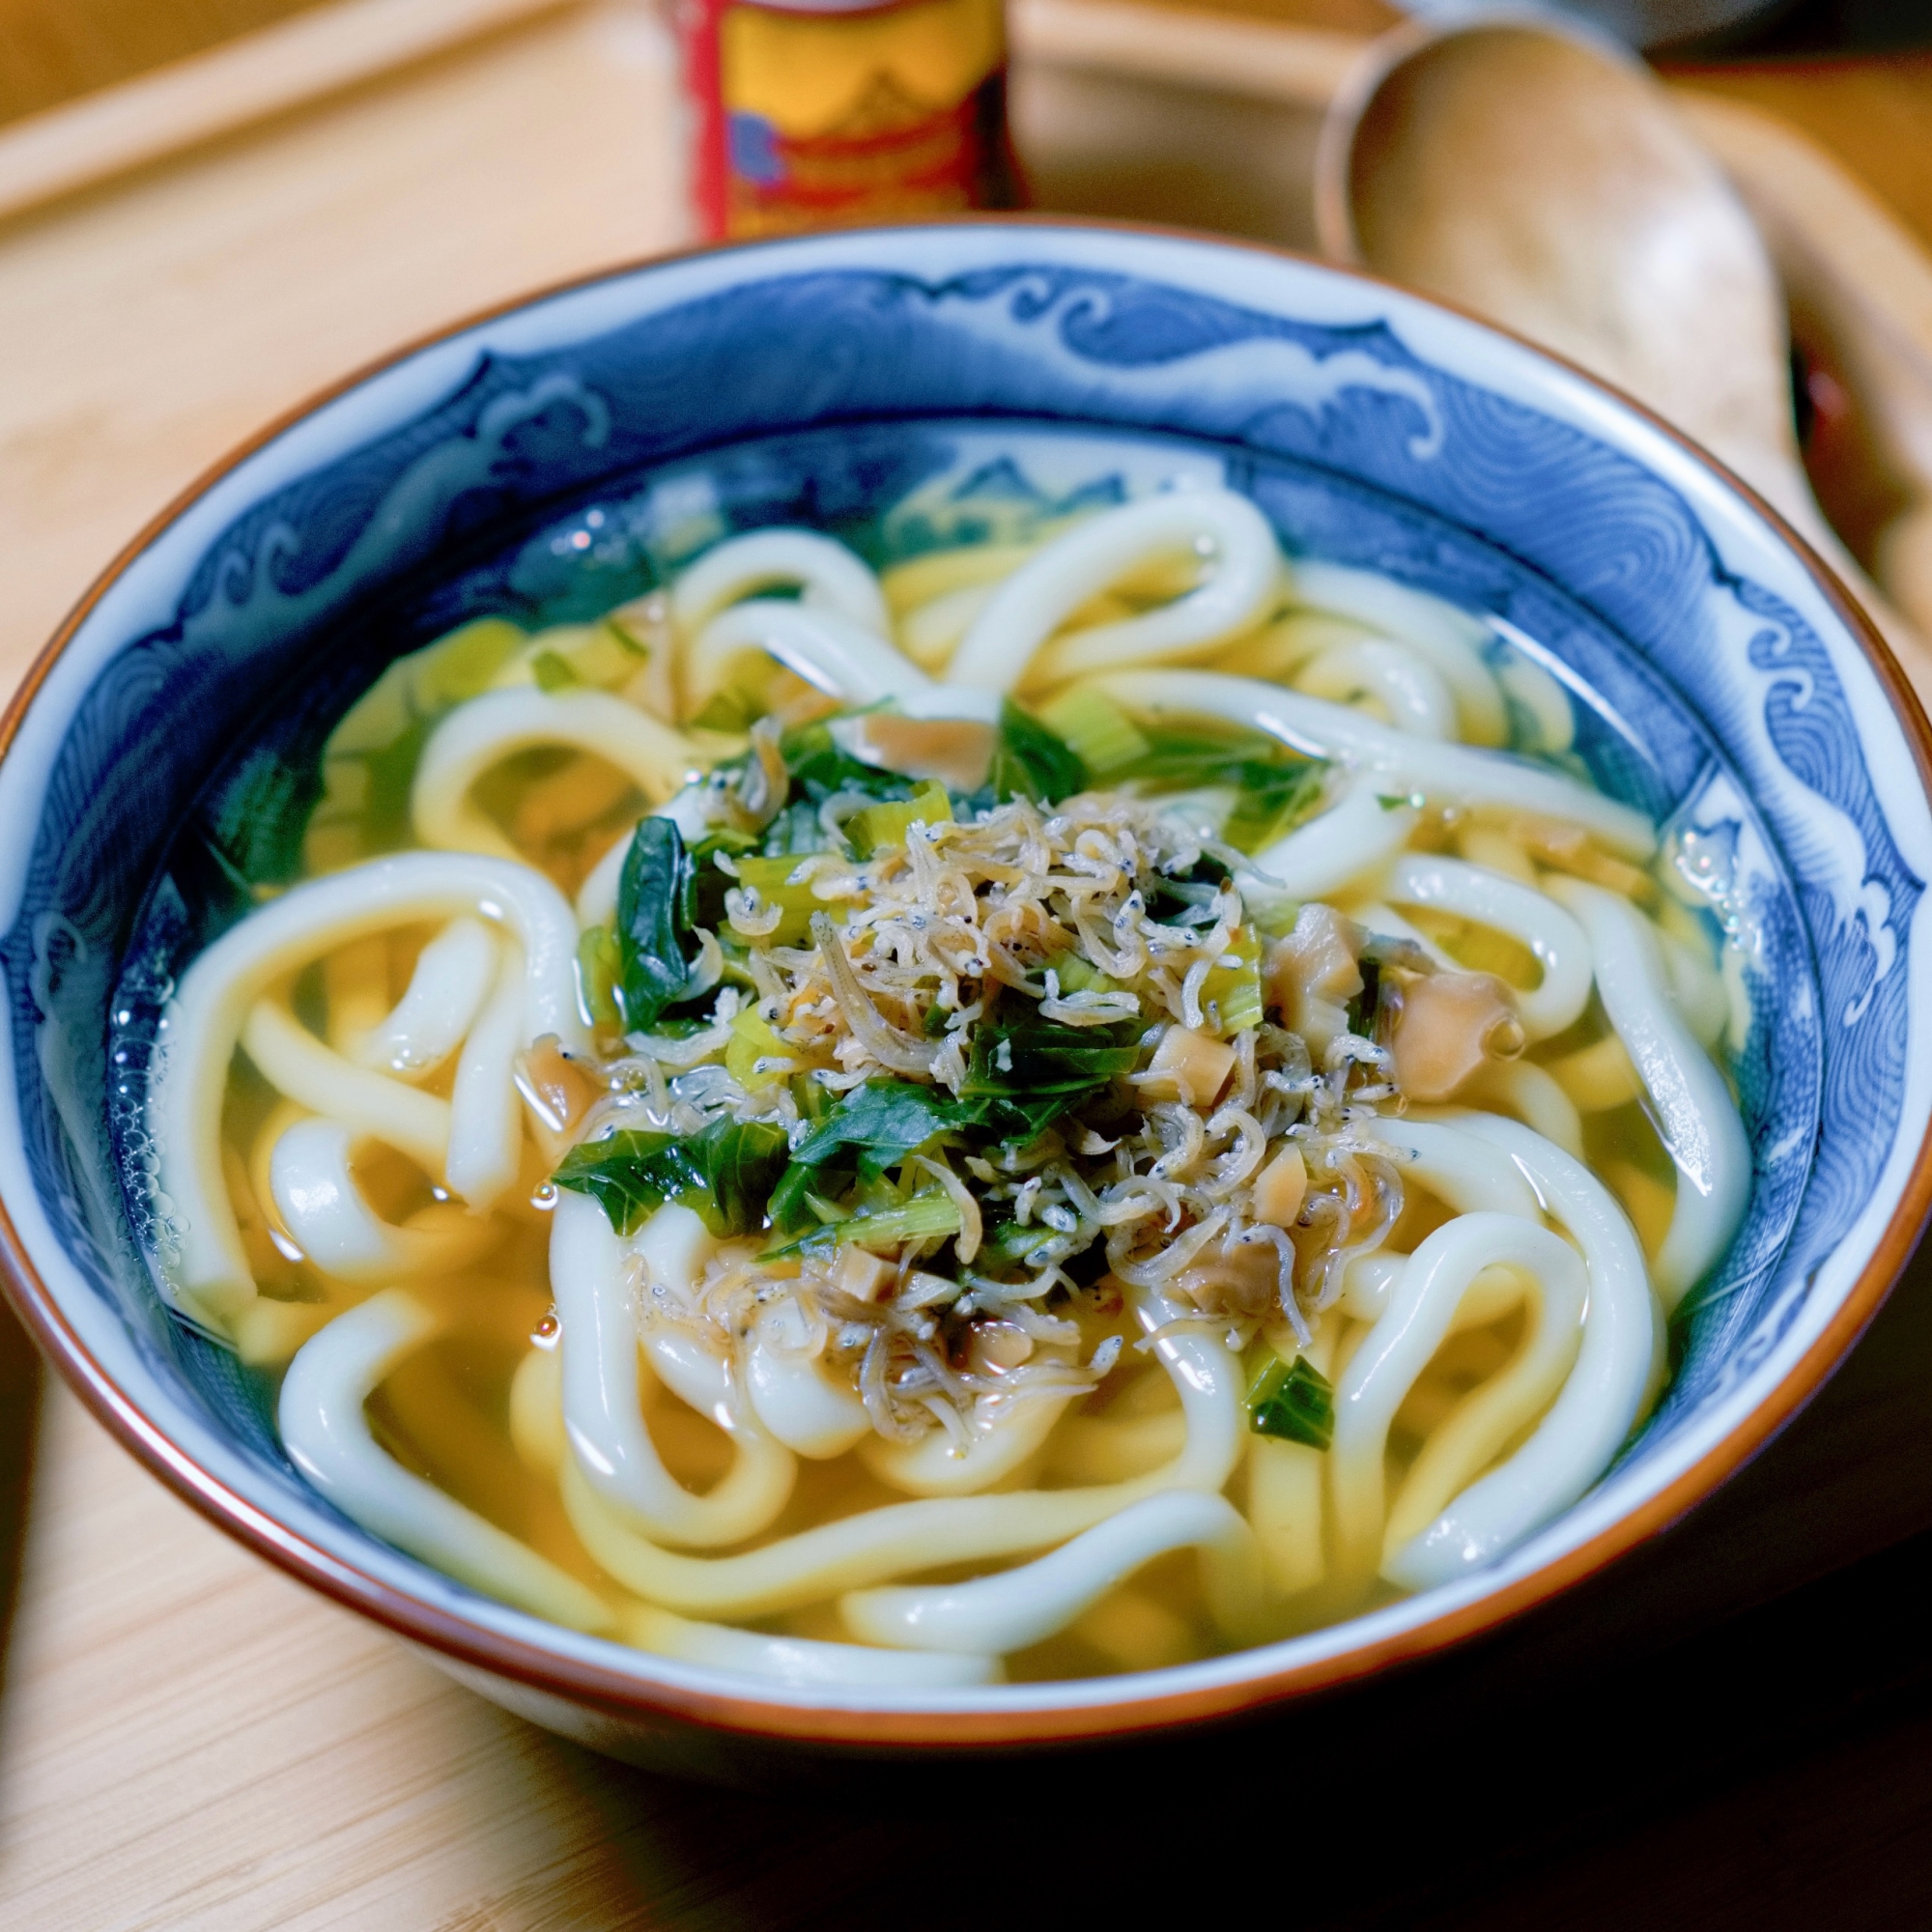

left=848, top=713, right=997, bottom=791
left=834, top=1244, right=896, bottom=1302
left=1174, top=1237, right=1279, bottom=1313
left=1269, top=904, right=1363, bottom=1057
left=513, top=1036, right=600, bottom=1137
left=1251, top=1145, right=1308, bottom=1228
left=1390, top=971, right=1524, bottom=1102
left=959, top=1319, right=1035, bottom=1375
left=1140, top=1024, right=1236, bottom=1107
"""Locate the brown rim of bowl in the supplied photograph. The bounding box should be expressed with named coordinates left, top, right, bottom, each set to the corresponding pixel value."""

left=2, top=214, right=1929, bottom=1752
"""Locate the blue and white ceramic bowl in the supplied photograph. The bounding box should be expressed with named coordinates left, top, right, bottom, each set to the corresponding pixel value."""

left=4, top=222, right=1929, bottom=1770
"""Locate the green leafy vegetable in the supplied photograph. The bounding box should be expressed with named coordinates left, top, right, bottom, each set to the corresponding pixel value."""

left=1248, top=1354, right=1335, bottom=1450
left=839, top=1192, right=963, bottom=1251
left=687, top=827, right=756, bottom=930
left=198, top=741, right=320, bottom=899
left=554, top=1129, right=706, bottom=1234
left=969, top=1088, right=1089, bottom=1149
left=1222, top=759, right=1327, bottom=853
left=613, top=818, right=696, bottom=1032
left=1110, top=719, right=1278, bottom=786
left=951, top=1017, right=1142, bottom=1148
left=1104, top=722, right=1327, bottom=854
left=961, top=1017, right=1140, bottom=1098
left=989, top=699, right=1088, bottom=805
left=765, top=1057, right=1124, bottom=1236
left=764, top=1188, right=963, bottom=1260
left=1345, top=957, right=1383, bottom=1041
left=790, top=1080, right=963, bottom=1178
left=767, top=1080, right=960, bottom=1231
left=606, top=818, right=753, bottom=1022
left=701, top=1120, right=792, bottom=1236
left=781, top=718, right=915, bottom=805
left=554, top=1118, right=788, bottom=1237
left=576, top=924, right=622, bottom=1029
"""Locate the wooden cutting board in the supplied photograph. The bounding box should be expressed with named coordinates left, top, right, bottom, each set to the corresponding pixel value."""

left=2, top=5, right=1931, bottom=1925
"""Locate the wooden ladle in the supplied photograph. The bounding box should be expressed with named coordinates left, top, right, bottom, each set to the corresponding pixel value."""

left=1313, top=14, right=1929, bottom=679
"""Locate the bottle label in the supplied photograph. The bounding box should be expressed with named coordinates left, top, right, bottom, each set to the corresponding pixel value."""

left=680, top=0, right=1015, bottom=240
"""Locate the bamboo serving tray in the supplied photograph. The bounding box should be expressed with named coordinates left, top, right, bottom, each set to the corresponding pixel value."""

left=3, top=4, right=1931, bottom=1923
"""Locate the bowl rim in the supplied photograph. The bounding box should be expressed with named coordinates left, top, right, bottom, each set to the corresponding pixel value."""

left=4, top=213, right=1930, bottom=1751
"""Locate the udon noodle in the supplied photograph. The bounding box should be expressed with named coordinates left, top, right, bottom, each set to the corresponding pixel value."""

left=138, top=484, right=1748, bottom=1685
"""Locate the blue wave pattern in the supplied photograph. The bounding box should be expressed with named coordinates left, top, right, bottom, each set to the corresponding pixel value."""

left=1740, top=580, right=1920, bottom=1263
left=6, top=251, right=1910, bottom=1550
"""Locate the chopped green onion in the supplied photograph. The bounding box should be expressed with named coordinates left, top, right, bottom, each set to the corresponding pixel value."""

left=763, top=1189, right=962, bottom=1259
left=525, top=618, right=647, bottom=690
left=1248, top=895, right=1303, bottom=940
left=733, top=854, right=829, bottom=948
left=978, top=1217, right=1061, bottom=1269
left=1248, top=1353, right=1334, bottom=1451
left=989, top=699, right=1088, bottom=805
left=530, top=649, right=581, bottom=693
left=725, top=1009, right=792, bottom=1091
left=1200, top=923, right=1264, bottom=1035
left=1036, top=686, right=1151, bottom=775
left=846, top=781, right=952, bottom=859
left=690, top=688, right=762, bottom=733
left=1053, top=953, right=1123, bottom=999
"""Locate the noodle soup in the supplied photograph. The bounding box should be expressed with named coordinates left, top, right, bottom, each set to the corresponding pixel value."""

left=136, top=483, right=1747, bottom=1686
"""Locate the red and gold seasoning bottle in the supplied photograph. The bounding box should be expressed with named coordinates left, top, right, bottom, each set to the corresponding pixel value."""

left=675, top=0, right=1022, bottom=241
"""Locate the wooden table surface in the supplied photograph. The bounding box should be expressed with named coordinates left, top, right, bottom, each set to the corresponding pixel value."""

left=5, top=5, right=1932, bottom=1927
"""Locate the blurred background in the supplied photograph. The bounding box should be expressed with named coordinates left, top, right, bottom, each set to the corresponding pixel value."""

left=4, top=0, right=1932, bottom=1927
left=5, top=0, right=1932, bottom=788
left=0, top=0, right=1925, bottom=121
